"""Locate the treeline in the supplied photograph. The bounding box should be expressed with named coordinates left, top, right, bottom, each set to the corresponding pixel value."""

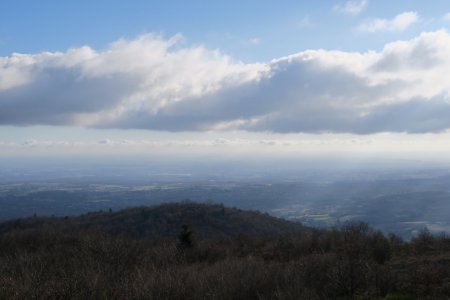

left=0, top=204, right=450, bottom=299
left=0, top=202, right=305, bottom=239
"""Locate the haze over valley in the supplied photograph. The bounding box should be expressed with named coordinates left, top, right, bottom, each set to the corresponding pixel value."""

left=2, top=156, right=450, bottom=239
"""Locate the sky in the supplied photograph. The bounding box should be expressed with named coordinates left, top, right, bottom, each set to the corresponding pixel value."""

left=2, top=0, right=450, bottom=159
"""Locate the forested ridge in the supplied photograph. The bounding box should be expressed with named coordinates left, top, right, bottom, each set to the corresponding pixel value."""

left=1, top=202, right=449, bottom=299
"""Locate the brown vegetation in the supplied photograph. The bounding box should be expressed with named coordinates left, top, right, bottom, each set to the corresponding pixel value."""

left=0, top=203, right=449, bottom=299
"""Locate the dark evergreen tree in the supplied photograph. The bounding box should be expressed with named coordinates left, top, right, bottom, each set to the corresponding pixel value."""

left=178, top=224, right=197, bottom=249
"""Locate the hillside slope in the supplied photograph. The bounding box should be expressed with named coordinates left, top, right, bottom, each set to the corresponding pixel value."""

left=1, top=202, right=450, bottom=299
left=0, top=202, right=306, bottom=239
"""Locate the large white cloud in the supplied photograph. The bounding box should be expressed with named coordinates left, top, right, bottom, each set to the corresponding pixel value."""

left=1, top=30, right=450, bottom=134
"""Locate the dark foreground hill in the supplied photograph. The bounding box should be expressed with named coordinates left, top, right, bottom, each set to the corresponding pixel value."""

left=0, top=202, right=306, bottom=239
left=1, top=202, right=450, bottom=299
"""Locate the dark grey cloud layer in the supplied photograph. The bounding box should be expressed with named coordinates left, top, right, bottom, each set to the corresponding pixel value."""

left=0, top=69, right=139, bottom=125
left=1, top=31, right=450, bottom=134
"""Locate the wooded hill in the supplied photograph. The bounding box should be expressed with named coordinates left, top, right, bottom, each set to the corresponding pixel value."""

left=0, top=202, right=449, bottom=299
left=0, top=202, right=306, bottom=239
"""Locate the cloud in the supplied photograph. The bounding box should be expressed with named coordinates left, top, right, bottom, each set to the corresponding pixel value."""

left=334, top=0, right=368, bottom=15
left=357, top=11, right=419, bottom=32
left=298, top=16, right=316, bottom=28
left=2, top=31, right=450, bottom=134
left=444, top=13, right=450, bottom=22
left=248, top=37, right=261, bottom=45
left=7, top=137, right=371, bottom=149
left=0, top=34, right=265, bottom=126
left=5, top=133, right=450, bottom=158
